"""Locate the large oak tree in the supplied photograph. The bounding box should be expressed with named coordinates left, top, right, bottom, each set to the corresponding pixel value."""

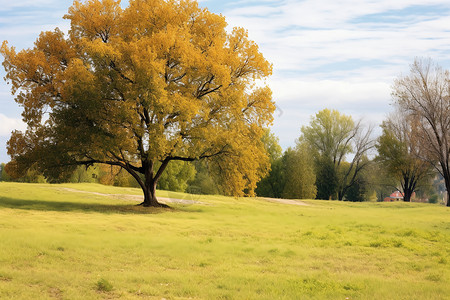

left=1, top=0, right=274, bottom=207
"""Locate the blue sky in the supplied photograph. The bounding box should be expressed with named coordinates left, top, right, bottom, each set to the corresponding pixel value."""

left=2, top=0, right=450, bottom=163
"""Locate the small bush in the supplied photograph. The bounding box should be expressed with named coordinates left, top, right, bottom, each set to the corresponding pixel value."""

left=428, top=194, right=439, bottom=204
left=96, top=278, right=113, bottom=292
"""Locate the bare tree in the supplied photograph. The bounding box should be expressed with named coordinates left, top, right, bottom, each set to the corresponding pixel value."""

left=392, top=58, right=450, bottom=206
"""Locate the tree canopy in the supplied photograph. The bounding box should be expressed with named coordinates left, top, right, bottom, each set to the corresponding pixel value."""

left=256, top=143, right=316, bottom=200
left=281, top=144, right=317, bottom=200
left=255, top=129, right=285, bottom=198
left=1, top=0, right=274, bottom=206
left=301, top=109, right=374, bottom=200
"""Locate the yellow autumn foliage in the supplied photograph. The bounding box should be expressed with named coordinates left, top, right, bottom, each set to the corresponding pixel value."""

left=1, top=0, right=274, bottom=206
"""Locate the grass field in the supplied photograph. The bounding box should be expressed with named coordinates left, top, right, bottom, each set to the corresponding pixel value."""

left=0, top=182, right=449, bottom=299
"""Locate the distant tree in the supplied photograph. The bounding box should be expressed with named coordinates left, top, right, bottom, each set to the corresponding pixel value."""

left=0, top=163, right=11, bottom=181
left=97, top=164, right=140, bottom=187
left=70, top=165, right=98, bottom=183
left=337, top=124, right=374, bottom=200
left=364, top=161, right=393, bottom=201
left=282, top=144, right=317, bottom=199
left=376, top=115, right=432, bottom=202
left=314, top=156, right=338, bottom=200
left=345, top=177, right=366, bottom=202
left=301, top=109, right=374, bottom=200
left=432, top=174, right=446, bottom=199
left=344, top=156, right=376, bottom=202
left=261, top=129, right=283, bottom=163
left=256, top=129, right=284, bottom=198
left=187, top=161, right=222, bottom=195
left=1, top=0, right=274, bottom=207
left=98, top=165, right=120, bottom=186
left=392, top=58, right=450, bottom=206
left=157, top=160, right=196, bottom=192
left=21, top=166, right=47, bottom=183
left=1, top=162, right=45, bottom=183
left=255, top=158, right=284, bottom=198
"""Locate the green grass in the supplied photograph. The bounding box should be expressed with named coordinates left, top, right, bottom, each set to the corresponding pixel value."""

left=0, top=182, right=449, bottom=299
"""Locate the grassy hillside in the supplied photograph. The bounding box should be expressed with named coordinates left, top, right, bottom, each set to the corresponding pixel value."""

left=0, top=182, right=449, bottom=299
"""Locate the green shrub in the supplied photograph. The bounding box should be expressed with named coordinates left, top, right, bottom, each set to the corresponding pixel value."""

left=428, top=194, right=439, bottom=204
left=95, top=278, right=113, bottom=292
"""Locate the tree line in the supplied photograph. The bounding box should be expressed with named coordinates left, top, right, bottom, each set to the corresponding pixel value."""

left=1, top=94, right=447, bottom=205
left=1, top=0, right=449, bottom=206
left=255, top=109, right=440, bottom=203
left=256, top=58, right=450, bottom=205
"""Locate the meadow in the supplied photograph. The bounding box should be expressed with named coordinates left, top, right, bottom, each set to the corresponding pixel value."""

left=0, top=182, right=448, bottom=299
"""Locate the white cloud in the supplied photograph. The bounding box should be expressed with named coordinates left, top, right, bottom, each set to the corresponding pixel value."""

left=223, top=0, right=450, bottom=75
left=271, top=79, right=390, bottom=105
left=0, top=114, right=26, bottom=136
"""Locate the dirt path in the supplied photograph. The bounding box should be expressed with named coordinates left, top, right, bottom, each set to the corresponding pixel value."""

left=57, top=187, right=309, bottom=206
left=258, top=197, right=310, bottom=206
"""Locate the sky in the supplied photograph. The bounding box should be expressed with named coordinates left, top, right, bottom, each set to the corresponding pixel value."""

left=2, top=0, right=450, bottom=163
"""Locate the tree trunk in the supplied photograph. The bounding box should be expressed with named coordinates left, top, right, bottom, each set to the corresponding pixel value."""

left=138, top=161, right=169, bottom=208
left=403, top=178, right=412, bottom=202
left=444, top=171, right=450, bottom=207
left=440, top=164, right=450, bottom=207
left=403, top=189, right=412, bottom=202
left=401, top=173, right=417, bottom=202
left=140, top=182, right=165, bottom=207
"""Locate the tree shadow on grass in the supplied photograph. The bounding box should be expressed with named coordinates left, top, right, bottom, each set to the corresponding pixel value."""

left=0, top=196, right=171, bottom=215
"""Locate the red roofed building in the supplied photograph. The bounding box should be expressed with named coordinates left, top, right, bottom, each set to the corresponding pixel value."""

left=383, top=191, right=416, bottom=202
